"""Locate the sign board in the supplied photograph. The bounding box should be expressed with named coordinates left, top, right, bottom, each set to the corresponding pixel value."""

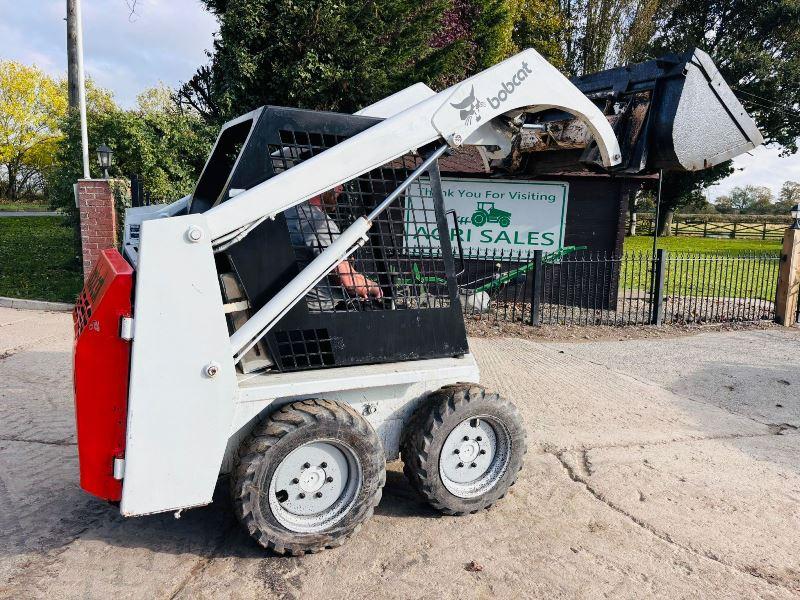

left=405, top=177, right=568, bottom=256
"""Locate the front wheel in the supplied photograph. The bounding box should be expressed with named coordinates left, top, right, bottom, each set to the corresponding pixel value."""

left=231, top=399, right=385, bottom=555
left=401, top=384, right=526, bottom=515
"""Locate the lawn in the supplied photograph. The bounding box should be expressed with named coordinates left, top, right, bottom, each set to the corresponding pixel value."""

left=0, top=200, right=53, bottom=212
left=620, top=236, right=780, bottom=299
left=0, top=216, right=83, bottom=303
left=624, top=235, right=782, bottom=254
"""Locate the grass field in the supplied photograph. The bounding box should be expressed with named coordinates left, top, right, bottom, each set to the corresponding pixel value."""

left=0, top=201, right=52, bottom=212
left=624, top=235, right=782, bottom=254
left=620, top=236, right=780, bottom=299
left=0, top=216, right=82, bottom=303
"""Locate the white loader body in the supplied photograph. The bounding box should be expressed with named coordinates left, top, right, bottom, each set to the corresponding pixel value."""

left=109, top=48, right=621, bottom=516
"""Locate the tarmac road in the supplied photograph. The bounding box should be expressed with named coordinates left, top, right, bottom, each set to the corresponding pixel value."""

left=1, top=307, right=799, bottom=599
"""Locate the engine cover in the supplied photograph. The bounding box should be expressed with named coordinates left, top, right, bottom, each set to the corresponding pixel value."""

left=73, top=248, right=133, bottom=501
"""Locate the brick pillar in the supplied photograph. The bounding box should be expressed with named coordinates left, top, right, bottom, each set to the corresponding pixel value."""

left=77, top=179, right=117, bottom=278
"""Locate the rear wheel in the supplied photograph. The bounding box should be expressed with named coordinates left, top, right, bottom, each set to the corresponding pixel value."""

left=232, top=399, right=385, bottom=555
left=401, top=384, right=526, bottom=515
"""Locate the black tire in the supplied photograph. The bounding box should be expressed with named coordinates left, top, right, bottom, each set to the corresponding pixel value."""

left=401, top=384, right=526, bottom=515
left=231, top=399, right=385, bottom=555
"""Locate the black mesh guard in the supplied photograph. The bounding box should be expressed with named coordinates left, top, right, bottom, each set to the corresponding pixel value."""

left=269, top=129, right=451, bottom=314
left=218, top=106, right=468, bottom=372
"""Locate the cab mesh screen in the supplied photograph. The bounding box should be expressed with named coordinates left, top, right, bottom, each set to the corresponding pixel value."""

left=269, top=130, right=451, bottom=314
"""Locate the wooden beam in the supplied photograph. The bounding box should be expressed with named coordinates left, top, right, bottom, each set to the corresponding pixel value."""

left=775, top=227, right=800, bottom=326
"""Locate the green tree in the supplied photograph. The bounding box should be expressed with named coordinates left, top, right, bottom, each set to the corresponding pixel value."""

left=177, top=0, right=540, bottom=122
left=470, top=1, right=518, bottom=71
left=511, top=0, right=567, bottom=68
left=0, top=61, right=67, bottom=201
left=775, top=181, right=800, bottom=214
left=658, top=163, right=733, bottom=232
left=178, top=0, right=463, bottom=122
left=681, top=192, right=718, bottom=214
left=555, top=0, right=662, bottom=77
left=648, top=0, right=800, bottom=153
left=644, top=0, right=800, bottom=231
left=48, top=85, right=215, bottom=224
left=715, top=185, right=774, bottom=214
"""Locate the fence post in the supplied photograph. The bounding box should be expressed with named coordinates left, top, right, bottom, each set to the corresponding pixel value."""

left=650, top=249, right=667, bottom=325
left=775, top=224, right=800, bottom=326
left=530, top=250, right=543, bottom=326
left=130, top=174, right=139, bottom=207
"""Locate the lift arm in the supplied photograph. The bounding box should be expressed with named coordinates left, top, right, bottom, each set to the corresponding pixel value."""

left=203, top=48, right=622, bottom=243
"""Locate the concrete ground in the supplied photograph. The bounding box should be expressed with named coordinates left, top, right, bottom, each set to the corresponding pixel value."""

left=1, top=307, right=799, bottom=599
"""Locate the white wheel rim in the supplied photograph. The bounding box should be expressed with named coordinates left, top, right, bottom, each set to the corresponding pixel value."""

left=439, top=415, right=511, bottom=498
left=268, top=440, right=362, bottom=533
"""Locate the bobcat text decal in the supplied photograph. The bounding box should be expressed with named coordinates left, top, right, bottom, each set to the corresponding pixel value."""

left=487, top=61, right=533, bottom=109
left=452, top=61, right=534, bottom=124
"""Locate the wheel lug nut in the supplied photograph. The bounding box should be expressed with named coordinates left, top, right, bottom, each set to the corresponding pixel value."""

left=470, top=462, right=477, bottom=468
left=315, top=491, right=323, bottom=498
left=320, top=462, right=327, bottom=468
left=479, top=449, right=486, bottom=455
left=291, top=478, right=299, bottom=484
left=326, top=476, right=333, bottom=482
left=303, top=462, right=310, bottom=469
left=476, top=436, right=482, bottom=441
left=463, top=436, right=469, bottom=441
left=457, top=462, right=464, bottom=468
left=299, top=492, right=306, bottom=499
left=453, top=448, right=460, bottom=454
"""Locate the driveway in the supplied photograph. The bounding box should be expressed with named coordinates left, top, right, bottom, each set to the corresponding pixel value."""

left=1, top=307, right=798, bottom=599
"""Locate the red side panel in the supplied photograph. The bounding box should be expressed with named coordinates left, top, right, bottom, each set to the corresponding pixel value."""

left=73, top=248, right=133, bottom=501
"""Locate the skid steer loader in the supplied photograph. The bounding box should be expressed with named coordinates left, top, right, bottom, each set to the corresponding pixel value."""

left=72, top=48, right=761, bottom=555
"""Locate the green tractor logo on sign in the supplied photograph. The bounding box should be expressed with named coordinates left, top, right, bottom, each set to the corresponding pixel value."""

left=471, top=201, right=512, bottom=228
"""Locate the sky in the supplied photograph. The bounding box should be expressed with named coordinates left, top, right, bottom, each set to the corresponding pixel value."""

left=706, top=145, right=800, bottom=200
left=0, top=0, right=797, bottom=203
left=0, top=0, right=217, bottom=108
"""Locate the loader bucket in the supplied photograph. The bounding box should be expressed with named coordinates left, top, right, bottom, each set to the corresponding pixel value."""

left=520, top=48, right=763, bottom=174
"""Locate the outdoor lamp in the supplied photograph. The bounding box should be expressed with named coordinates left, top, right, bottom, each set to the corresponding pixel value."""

left=96, top=143, right=113, bottom=179
left=790, top=204, right=800, bottom=230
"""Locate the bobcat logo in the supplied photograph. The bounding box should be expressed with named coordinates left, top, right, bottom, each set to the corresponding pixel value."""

left=450, top=86, right=486, bottom=126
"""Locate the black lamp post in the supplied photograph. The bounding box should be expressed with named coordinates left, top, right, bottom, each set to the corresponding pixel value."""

left=96, top=143, right=113, bottom=179
left=791, top=204, right=800, bottom=230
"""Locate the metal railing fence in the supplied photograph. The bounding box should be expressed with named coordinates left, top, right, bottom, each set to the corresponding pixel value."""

left=130, top=174, right=152, bottom=207
left=458, top=248, right=780, bottom=326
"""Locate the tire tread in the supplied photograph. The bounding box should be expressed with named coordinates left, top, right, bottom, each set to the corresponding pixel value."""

left=232, top=399, right=384, bottom=555
left=401, top=384, right=526, bottom=515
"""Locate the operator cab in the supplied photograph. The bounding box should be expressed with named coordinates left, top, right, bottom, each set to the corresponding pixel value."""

left=184, top=106, right=467, bottom=373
